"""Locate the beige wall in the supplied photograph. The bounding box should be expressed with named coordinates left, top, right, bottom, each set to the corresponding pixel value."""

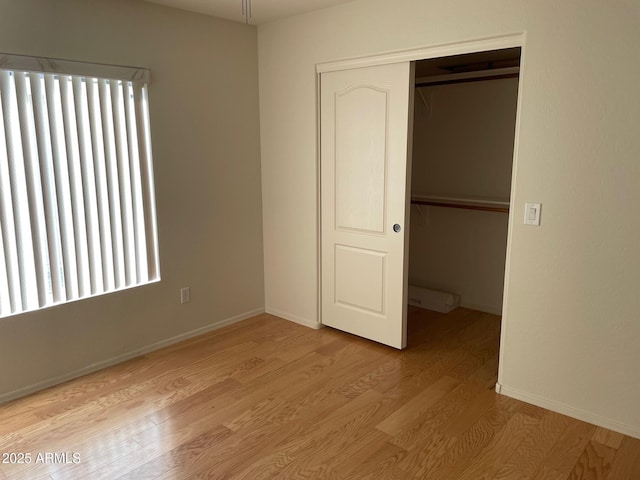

left=0, top=0, right=264, bottom=400
left=258, top=0, right=640, bottom=437
left=410, top=78, right=518, bottom=314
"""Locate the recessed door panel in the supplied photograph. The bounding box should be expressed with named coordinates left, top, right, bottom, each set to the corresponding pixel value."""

left=335, top=86, right=388, bottom=233
left=335, top=245, right=386, bottom=314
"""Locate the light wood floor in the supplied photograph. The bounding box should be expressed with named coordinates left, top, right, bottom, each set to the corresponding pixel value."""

left=1, top=308, right=639, bottom=480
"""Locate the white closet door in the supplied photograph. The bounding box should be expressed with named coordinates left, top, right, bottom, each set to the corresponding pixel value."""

left=320, top=62, right=413, bottom=349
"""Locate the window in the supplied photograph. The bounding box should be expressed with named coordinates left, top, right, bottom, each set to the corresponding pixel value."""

left=0, top=54, right=159, bottom=318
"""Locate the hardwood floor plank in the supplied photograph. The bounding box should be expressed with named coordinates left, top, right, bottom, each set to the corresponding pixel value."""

left=115, top=425, right=233, bottom=480
left=607, top=436, right=640, bottom=480
left=397, top=428, right=456, bottom=479
left=453, top=412, right=538, bottom=480
left=317, top=427, right=391, bottom=475
left=544, top=421, right=598, bottom=474
left=229, top=351, right=338, bottom=400
left=6, top=342, right=261, bottom=452
left=9, top=437, right=141, bottom=480
left=4, top=413, right=156, bottom=469
left=532, top=467, right=568, bottom=480
left=284, top=389, right=387, bottom=457
left=223, top=395, right=289, bottom=432
left=82, top=414, right=234, bottom=479
left=222, top=390, right=390, bottom=480
left=0, top=355, right=151, bottom=413
left=178, top=420, right=314, bottom=479
left=496, top=411, right=571, bottom=479
left=229, top=451, right=295, bottom=480
left=390, top=379, right=489, bottom=451
left=145, top=377, right=239, bottom=426
left=226, top=405, right=355, bottom=479
left=1, top=309, right=639, bottom=480
left=438, top=384, right=497, bottom=438
left=335, top=356, right=407, bottom=399
left=342, top=441, right=410, bottom=480
left=468, top=353, right=499, bottom=389
left=233, top=357, right=288, bottom=384
left=513, top=400, right=549, bottom=420
left=399, top=394, right=519, bottom=479
left=567, top=440, right=616, bottom=480
left=591, top=427, right=625, bottom=449
left=376, top=375, right=460, bottom=435
left=256, top=462, right=345, bottom=480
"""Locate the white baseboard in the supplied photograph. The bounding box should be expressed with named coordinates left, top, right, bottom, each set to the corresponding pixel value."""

left=496, top=382, right=640, bottom=440
left=460, top=301, right=502, bottom=316
left=0, top=307, right=265, bottom=406
left=265, top=306, right=321, bottom=330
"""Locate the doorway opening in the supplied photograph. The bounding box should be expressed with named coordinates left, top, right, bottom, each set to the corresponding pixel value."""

left=405, top=48, right=521, bottom=384
left=408, top=48, right=520, bottom=316
left=317, top=36, right=524, bottom=380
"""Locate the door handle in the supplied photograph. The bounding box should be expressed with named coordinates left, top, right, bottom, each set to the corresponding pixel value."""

left=393, top=224, right=401, bottom=233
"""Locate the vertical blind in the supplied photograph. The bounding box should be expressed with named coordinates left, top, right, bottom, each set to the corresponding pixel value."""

left=0, top=56, right=159, bottom=318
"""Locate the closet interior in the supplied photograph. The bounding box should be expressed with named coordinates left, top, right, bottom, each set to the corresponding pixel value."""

left=408, top=48, right=521, bottom=315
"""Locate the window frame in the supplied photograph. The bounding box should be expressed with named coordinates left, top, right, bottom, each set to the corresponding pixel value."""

left=0, top=53, right=159, bottom=318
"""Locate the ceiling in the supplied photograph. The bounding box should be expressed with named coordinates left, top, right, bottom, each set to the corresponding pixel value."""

left=144, top=0, right=356, bottom=25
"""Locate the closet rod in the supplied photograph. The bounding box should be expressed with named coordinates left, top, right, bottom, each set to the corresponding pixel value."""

left=415, top=66, right=519, bottom=88
left=411, top=198, right=509, bottom=214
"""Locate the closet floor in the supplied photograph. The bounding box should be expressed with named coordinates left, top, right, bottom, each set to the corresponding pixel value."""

left=0, top=308, right=637, bottom=479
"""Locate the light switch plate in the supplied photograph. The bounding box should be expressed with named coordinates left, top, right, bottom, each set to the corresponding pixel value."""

left=180, top=287, right=191, bottom=304
left=524, top=203, right=541, bottom=226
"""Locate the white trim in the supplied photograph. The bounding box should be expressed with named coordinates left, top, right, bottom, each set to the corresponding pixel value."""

left=266, top=306, right=321, bottom=329
left=496, top=383, right=640, bottom=440
left=498, top=33, right=527, bottom=388
left=0, top=53, right=151, bottom=84
left=316, top=33, right=525, bottom=73
left=315, top=71, right=323, bottom=330
left=0, top=307, right=264, bottom=405
left=460, top=301, right=502, bottom=316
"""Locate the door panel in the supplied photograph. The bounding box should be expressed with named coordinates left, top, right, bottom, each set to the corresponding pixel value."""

left=320, top=62, right=414, bottom=349
left=335, top=245, right=386, bottom=314
left=335, top=85, right=388, bottom=233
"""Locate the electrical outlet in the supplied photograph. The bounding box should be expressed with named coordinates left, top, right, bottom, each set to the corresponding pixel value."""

left=180, top=287, right=191, bottom=304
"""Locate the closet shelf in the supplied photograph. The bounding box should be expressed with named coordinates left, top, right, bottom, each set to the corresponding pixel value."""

left=411, top=194, right=510, bottom=213
left=415, top=66, right=519, bottom=88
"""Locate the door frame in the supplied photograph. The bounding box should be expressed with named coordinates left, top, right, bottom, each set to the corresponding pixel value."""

left=315, top=33, right=526, bottom=367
